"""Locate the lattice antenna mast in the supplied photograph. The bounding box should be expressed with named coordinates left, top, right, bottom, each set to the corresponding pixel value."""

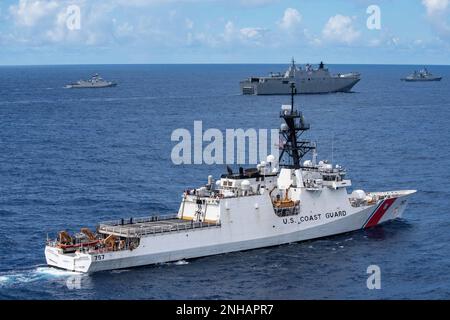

left=279, top=83, right=316, bottom=168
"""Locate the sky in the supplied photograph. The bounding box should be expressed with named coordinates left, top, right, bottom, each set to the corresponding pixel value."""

left=0, top=0, right=450, bottom=65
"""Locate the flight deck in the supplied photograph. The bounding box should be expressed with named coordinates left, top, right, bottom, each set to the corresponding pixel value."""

left=97, top=215, right=221, bottom=238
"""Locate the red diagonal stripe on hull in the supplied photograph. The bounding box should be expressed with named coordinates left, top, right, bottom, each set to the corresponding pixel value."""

left=365, top=198, right=396, bottom=228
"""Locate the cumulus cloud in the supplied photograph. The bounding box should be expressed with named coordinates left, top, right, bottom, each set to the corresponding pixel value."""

left=8, top=0, right=79, bottom=45
left=185, top=18, right=194, bottom=29
left=113, top=20, right=135, bottom=40
left=322, top=14, right=360, bottom=45
left=278, top=8, right=302, bottom=30
left=187, top=20, right=268, bottom=48
left=239, top=27, right=267, bottom=41
left=6, top=0, right=412, bottom=57
left=9, top=0, right=59, bottom=27
left=6, top=0, right=207, bottom=49
left=187, top=31, right=219, bottom=47
left=422, top=0, right=449, bottom=15
left=223, top=20, right=235, bottom=42
left=223, top=21, right=268, bottom=44
left=6, top=0, right=136, bottom=46
left=422, top=0, right=450, bottom=39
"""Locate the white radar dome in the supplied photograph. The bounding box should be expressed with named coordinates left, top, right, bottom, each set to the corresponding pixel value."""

left=281, top=105, right=291, bottom=112
left=351, top=190, right=366, bottom=200
left=266, top=155, right=275, bottom=163
left=241, top=180, right=251, bottom=190
left=303, top=160, right=312, bottom=167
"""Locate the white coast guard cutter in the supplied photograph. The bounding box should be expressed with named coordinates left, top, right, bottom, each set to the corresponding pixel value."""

left=45, top=84, right=416, bottom=273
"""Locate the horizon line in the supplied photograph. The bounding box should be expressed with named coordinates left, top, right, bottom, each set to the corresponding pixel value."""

left=1, top=62, right=449, bottom=67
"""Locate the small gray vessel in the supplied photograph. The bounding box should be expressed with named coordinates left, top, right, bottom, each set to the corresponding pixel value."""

left=240, top=58, right=360, bottom=95
left=401, top=68, right=442, bottom=82
left=65, top=74, right=117, bottom=88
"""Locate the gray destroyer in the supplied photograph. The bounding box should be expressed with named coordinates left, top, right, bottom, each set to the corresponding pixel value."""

left=240, top=59, right=360, bottom=95
left=401, top=68, right=442, bottom=82
left=65, top=74, right=117, bottom=88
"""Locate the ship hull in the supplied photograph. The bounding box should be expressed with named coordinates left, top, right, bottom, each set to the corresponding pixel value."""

left=45, top=190, right=415, bottom=273
left=240, top=77, right=360, bottom=95
left=65, top=82, right=117, bottom=89
left=65, top=84, right=117, bottom=89
left=401, top=77, right=442, bottom=82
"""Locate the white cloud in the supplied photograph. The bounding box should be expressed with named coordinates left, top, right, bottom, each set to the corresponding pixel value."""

left=7, top=1, right=125, bottom=46
left=223, top=21, right=267, bottom=44
left=390, top=37, right=400, bottom=46
left=422, top=0, right=450, bottom=40
left=169, top=9, right=177, bottom=21
left=322, top=14, right=360, bottom=45
left=114, top=21, right=135, bottom=38
left=422, top=0, right=449, bottom=15
left=187, top=30, right=221, bottom=47
left=223, top=20, right=236, bottom=42
left=9, top=0, right=59, bottom=27
left=301, top=28, right=320, bottom=46
left=239, top=27, right=267, bottom=41
left=185, top=18, right=194, bottom=29
left=368, top=38, right=381, bottom=47
left=45, top=9, right=69, bottom=42
left=278, top=8, right=301, bottom=30
left=187, top=20, right=268, bottom=48
left=4, top=0, right=269, bottom=50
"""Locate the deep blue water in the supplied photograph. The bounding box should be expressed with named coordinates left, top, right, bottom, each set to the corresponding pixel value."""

left=0, top=64, right=449, bottom=299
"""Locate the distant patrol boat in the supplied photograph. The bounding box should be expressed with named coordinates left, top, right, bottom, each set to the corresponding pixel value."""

left=240, top=58, right=361, bottom=95
left=65, top=74, right=117, bottom=88
left=401, top=68, right=442, bottom=82
left=45, top=84, right=415, bottom=273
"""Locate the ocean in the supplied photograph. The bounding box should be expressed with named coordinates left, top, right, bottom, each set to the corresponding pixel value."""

left=0, top=64, right=449, bottom=299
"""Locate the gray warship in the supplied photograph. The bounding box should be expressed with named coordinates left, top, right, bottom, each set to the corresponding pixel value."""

left=65, top=74, right=117, bottom=88
left=240, top=59, right=360, bottom=95
left=401, top=68, right=442, bottom=82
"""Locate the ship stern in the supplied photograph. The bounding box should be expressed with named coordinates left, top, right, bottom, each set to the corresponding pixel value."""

left=45, top=246, right=92, bottom=273
left=240, top=79, right=257, bottom=95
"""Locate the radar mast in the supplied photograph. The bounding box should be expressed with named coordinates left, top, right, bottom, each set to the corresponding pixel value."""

left=279, top=83, right=316, bottom=169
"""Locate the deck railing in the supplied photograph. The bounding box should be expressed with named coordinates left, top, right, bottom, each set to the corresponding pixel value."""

left=99, top=214, right=179, bottom=227
left=98, top=217, right=221, bottom=238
